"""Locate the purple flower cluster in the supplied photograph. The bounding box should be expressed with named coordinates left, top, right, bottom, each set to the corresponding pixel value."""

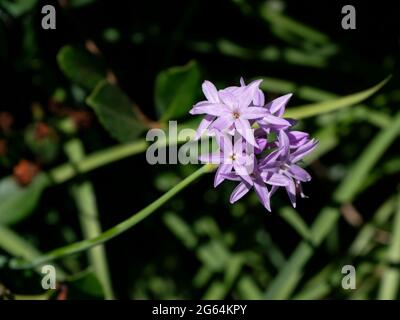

left=190, top=78, right=317, bottom=211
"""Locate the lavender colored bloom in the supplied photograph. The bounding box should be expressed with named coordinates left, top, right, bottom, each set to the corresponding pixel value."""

left=190, top=77, right=317, bottom=211
left=199, top=132, right=255, bottom=187
left=190, top=79, right=268, bottom=146
left=259, top=130, right=317, bottom=208
left=287, top=131, right=310, bottom=149
left=254, top=128, right=269, bottom=154
left=191, top=81, right=220, bottom=140
left=222, top=162, right=271, bottom=211
left=256, top=93, right=293, bottom=133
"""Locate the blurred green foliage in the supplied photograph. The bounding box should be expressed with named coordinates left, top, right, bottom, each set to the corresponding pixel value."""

left=0, top=0, right=399, bottom=300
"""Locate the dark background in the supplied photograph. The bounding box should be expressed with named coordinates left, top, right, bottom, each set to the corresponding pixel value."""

left=0, top=0, right=399, bottom=299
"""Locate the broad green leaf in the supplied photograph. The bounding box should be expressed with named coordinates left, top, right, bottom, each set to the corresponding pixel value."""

left=285, top=76, right=391, bottom=119
left=57, top=45, right=107, bottom=91
left=86, top=80, right=146, bottom=142
left=0, top=174, right=50, bottom=225
left=155, top=60, right=201, bottom=121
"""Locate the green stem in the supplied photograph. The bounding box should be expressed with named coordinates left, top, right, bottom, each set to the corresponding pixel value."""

left=9, top=164, right=215, bottom=270
left=50, top=140, right=148, bottom=184
left=0, top=224, right=67, bottom=280
left=48, top=118, right=201, bottom=186
left=65, top=138, right=115, bottom=299
left=12, top=75, right=390, bottom=190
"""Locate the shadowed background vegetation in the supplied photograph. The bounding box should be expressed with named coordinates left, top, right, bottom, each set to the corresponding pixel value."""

left=0, top=0, right=400, bottom=299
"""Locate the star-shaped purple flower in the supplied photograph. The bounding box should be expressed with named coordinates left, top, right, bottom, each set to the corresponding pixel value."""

left=259, top=130, right=317, bottom=208
left=189, top=77, right=317, bottom=212
left=190, top=79, right=269, bottom=146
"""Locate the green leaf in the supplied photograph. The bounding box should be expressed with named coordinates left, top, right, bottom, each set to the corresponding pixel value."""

left=197, top=240, right=231, bottom=272
left=1, top=0, right=37, bottom=17
left=86, top=80, right=146, bottom=142
left=378, top=192, right=400, bottom=300
left=10, top=165, right=216, bottom=269
left=68, top=0, right=96, bottom=8
left=25, top=125, right=60, bottom=164
left=0, top=224, right=40, bottom=260
left=0, top=174, right=50, bottom=225
left=256, top=230, right=286, bottom=270
left=155, top=60, right=201, bottom=121
left=264, top=207, right=340, bottom=299
left=278, top=207, right=311, bottom=241
left=202, top=281, right=226, bottom=300
left=57, top=46, right=107, bottom=91
left=258, top=77, right=390, bottom=128
left=163, top=212, right=198, bottom=249
left=237, top=275, right=263, bottom=299
left=67, top=270, right=105, bottom=299
left=65, top=138, right=115, bottom=300
left=349, top=196, right=396, bottom=257
left=0, top=224, right=67, bottom=280
left=334, top=111, right=400, bottom=203
left=303, top=125, right=338, bottom=164
left=285, top=76, right=391, bottom=119
left=260, top=4, right=330, bottom=45
left=202, top=256, right=243, bottom=299
left=265, top=111, right=400, bottom=299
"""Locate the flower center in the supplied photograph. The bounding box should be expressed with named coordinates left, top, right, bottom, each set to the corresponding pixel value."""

left=232, top=111, right=241, bottom=119
left=229, top=153, right=237, bottom=161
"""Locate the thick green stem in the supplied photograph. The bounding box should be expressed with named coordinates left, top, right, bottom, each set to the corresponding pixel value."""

left=9, top=164, right=216, bottom=270
left=65, top=139, right=115, bottom=299
left=48, top=118, right=200, bottom=185
left=50, top=140, right=148, bottom=184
